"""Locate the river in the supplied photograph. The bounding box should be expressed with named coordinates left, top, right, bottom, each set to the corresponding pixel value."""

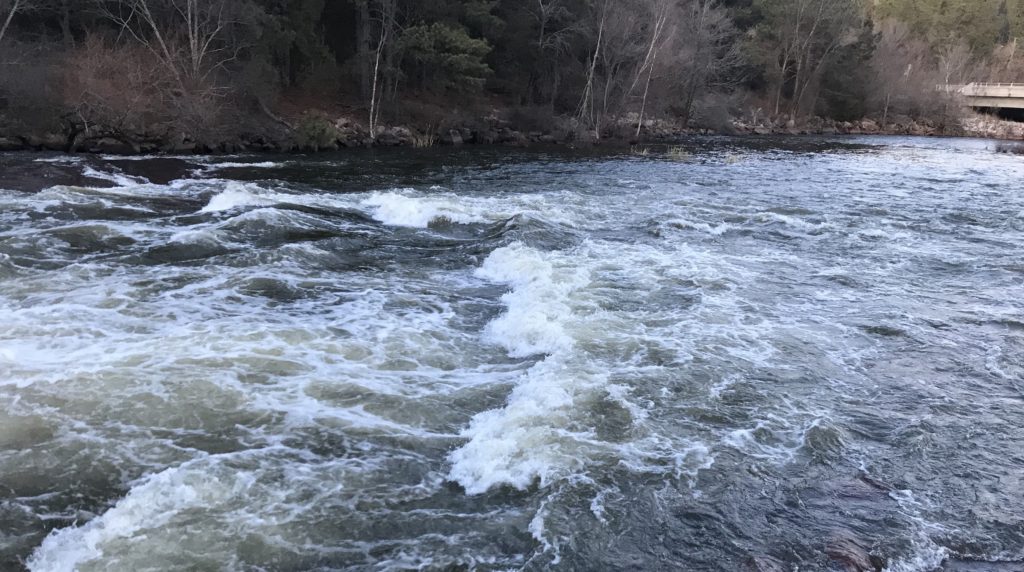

left=1, top=137, right=1022, bottom=571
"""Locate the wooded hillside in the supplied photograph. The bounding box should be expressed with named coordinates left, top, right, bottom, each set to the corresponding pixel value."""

left=0, top=0, right=1020, bottom=150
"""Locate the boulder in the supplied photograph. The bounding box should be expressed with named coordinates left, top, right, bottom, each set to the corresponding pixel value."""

left=161, top=140, right=196, bottom=154
left=476, top=129, right=498, bottom=144
left=440, top=129, right=464, bottom=146
left=0, top=136, right=25, bottom=151
left=744, top=555, right=786, bottom=572
left=892, top=114, right=914, bottom=128
left=825, top=531, right=881, bottom=572
left=26, top=133, right=66, bottom=151
left=375, top=128, right=400, bottom=146
left=86, top=137, right=140, bottom=155
left=391, top=126, right=414, bottom=145
left=860, top=119, right=879, bottom=133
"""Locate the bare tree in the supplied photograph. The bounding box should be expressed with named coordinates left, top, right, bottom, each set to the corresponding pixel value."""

left=631, top=0, right=672, bottom=136
left=528, top=0, right=576, bottom=108
left=368, top=0, right=397, bottom=140
left=98, top=0, right=237, bottom=93
left=576, top=0, right=608, bottom=135
left=937, top=39, right=973, bottom=86
left=867, top=19, right=960, bottom=125
left=989, top=39, right=1024, bottom=82
left=754, top=0, right=862, bottom=118
left=0, top=0, right=35, bottom=45
left=674, top=0, right=742, bottom=124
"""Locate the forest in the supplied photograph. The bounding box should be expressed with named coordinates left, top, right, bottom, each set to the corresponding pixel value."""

left=1, top=0, right=1023, bottom=151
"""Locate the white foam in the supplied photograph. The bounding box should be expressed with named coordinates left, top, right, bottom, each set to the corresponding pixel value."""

left=361, top=191, right=490, bottom=228
left=448, top=243, right=602, bottom=493
left=666, top=218, right=733, bottom=236
left=205, top=161, right=284, bottom=170
left=27, top=460, right=252, bottom=572
left=882, top=489, right=951, bottom=572
left=882, top=542, right=948, bottom=572
left=475, top=243, right=586, bottom=358
left=81, top=166, right=150, bottom=187
left=448, top=356, right=604, bottom=494
left=201, top=183, right=277, bottom=213
left=758, top=212, right=829, bottom=233
left=33, top=156, right=83, bottom=164
left=528, top=499, right=562, bottom=565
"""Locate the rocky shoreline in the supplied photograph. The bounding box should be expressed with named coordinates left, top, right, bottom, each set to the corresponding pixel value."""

left=0, top=112, right=1020, bottom=155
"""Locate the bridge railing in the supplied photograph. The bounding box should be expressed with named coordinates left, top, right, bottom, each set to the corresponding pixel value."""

left=939, top=83, right=1024, bottom=94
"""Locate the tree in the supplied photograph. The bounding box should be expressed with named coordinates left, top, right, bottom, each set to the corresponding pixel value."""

left=936, top=38, right=973, bottom=85
left=367, top=0, right=396, bottom=138
left=0, top=0, right=34, bottom=45
left=98, top=0, right=241, bottom=92
left=674, top=0, right=743, bottom=124
left=752, top=0, right=865, bottom=118
left=400, top=22, right=492, bottom=92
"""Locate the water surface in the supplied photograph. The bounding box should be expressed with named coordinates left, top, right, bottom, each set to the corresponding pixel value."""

left=1, top=137, right=1023, bottom=571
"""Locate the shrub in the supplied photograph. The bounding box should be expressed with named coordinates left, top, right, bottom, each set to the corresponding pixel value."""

left=295, top=113, right=339, bottom=150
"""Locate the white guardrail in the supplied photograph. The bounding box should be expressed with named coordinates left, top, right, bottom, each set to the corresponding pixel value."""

left=939, top=83, right=1024, bottom=98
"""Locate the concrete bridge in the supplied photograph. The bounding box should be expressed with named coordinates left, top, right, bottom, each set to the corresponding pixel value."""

left=946, top=83, right=1024, bottom=110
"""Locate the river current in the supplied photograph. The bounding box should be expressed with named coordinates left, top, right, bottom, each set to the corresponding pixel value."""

left=1, top=137, right=1022, bottom=571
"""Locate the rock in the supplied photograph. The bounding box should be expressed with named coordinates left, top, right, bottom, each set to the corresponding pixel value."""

left=375, top=128, right=400, bottom=146
left=753, top=126, right=771, bottom=135
left=745, top=555, right=786, bottom=572
left=391, top=126, right=414, bottom=146
left=26, top=133, right=66, bottom=151
left=506, top=131, right=528, bottom=146
left=825, top=531, right=880, bottom=572
left=338, top=135, right=362, bottom=148
left=0, top=136, right=25, bottom=151
left=860, top=119, right=879, bottom=133
left=86, top=137, right=140, bottom=155
left=161, top=140, right=196, bottom=154
left=440, top=129, right=464, bottom=145
left=497, top=127, right=516, bottom=143
left=892, top=114, right=913, bottom=127
left=477, top=129, right=498, bottom=144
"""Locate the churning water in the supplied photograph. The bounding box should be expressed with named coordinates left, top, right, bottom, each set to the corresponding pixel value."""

left=1, top=138, right=1022, bottom=571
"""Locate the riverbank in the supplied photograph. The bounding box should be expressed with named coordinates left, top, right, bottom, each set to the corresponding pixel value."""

left=0, top=110, right=1020, bottom=155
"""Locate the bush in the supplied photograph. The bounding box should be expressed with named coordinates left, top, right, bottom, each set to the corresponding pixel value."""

left=507, top=106, right=556, bottom=133
left=0, top=43, right=64, bottom=135
left=690, top=93, right=737, bottom=133
left=61, top=35, right=230, bottom=142
left=295, top=113, right=339, bottom=150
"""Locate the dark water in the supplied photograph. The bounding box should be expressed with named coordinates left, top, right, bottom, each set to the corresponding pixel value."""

left=1, top=137, right=1022, bottom=571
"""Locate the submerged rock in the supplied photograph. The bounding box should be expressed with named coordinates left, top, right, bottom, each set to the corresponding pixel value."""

left=825, top=530, right=882, bottom=572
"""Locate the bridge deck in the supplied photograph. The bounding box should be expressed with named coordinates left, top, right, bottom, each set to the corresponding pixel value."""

left=947, top=83, right=1024, bottom=110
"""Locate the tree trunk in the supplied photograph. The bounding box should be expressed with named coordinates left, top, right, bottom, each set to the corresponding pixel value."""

left=60, top=0, right=73, bottom=47
left=0, top=0, right=20, bottom=45
left=369, top=12, right=388, bottom=140
left=357, top=0, right=371, bottom=99
left=577, top=0, right=607, bottom=134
